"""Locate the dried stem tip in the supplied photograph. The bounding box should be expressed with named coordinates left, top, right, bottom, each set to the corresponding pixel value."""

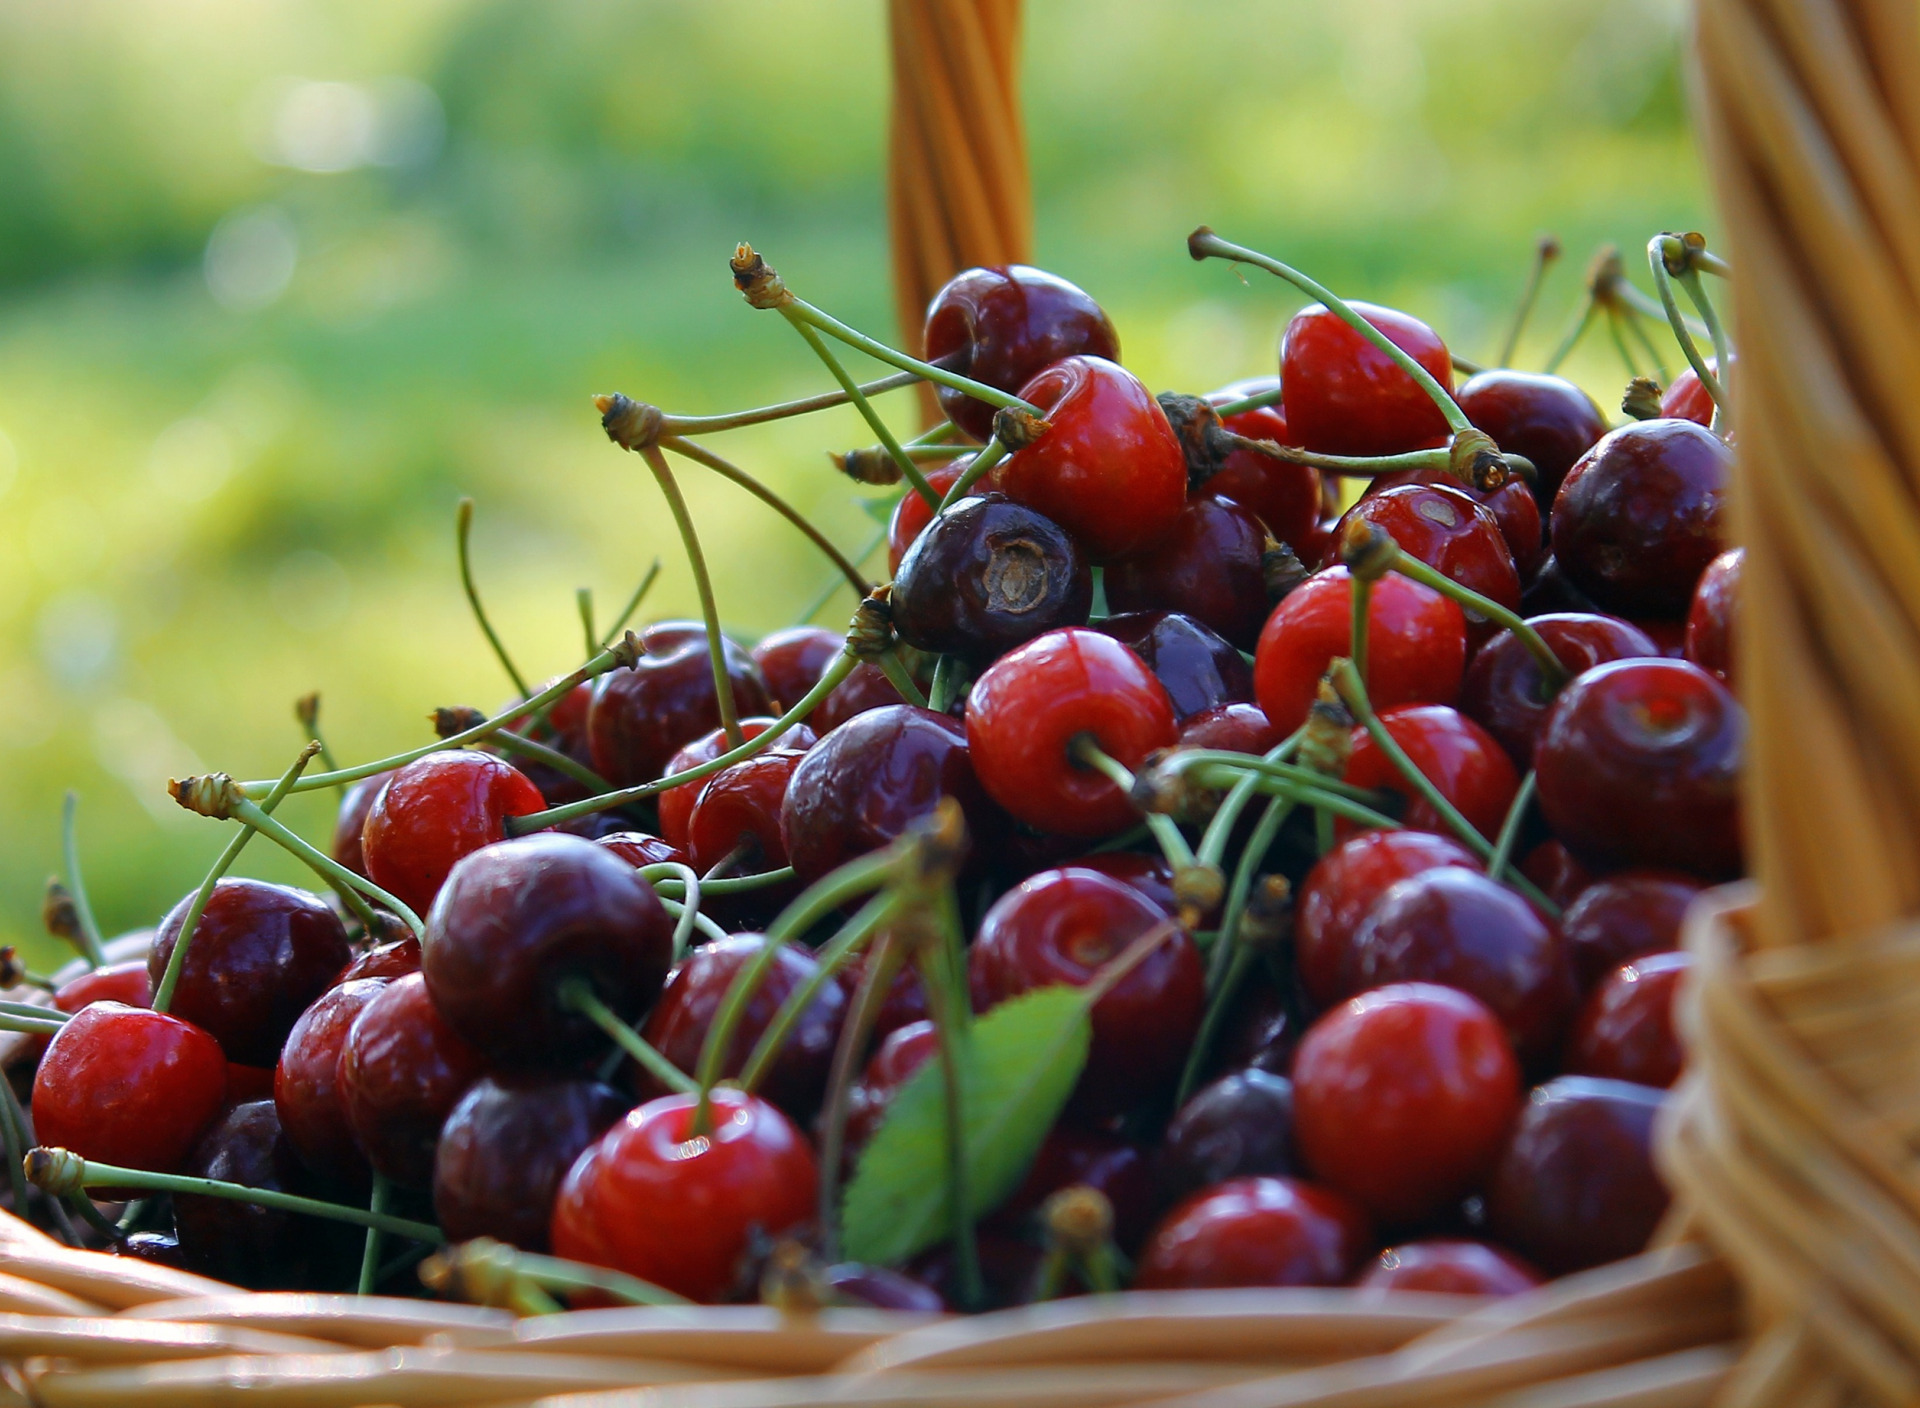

left=1621, top=377, right=1664, bottom=422
left=1299, top=681, right=1356, bottom=777
left=845, top=586, right=898, bottom=660
left=904, top=796, right=970, bottom=887
left=432, top=706, right=488, bottom=739
left=991, top=404, right=1051, bottom=452
left=1042, top=1185, right=1115, bottom=1257
left=419, top=1237, right=517, bottom=1305
left=23, top=1147, right=83, bottom=1197
left=1340, top=520, right=1399, bottom=583
left=1447, top=427, right=1512, bottom=492
left=41, top=880, right=82, bottom=944
left=730, top=244, right=793, bottom=310
left=168, top=773, right=239, bottom=820
left=1263, top=541, right=1309, bottom=604
left=597, top=394, right=664, bottom=453
left=1240, top=875, right=1294, bottom=951
left=0, top=948, right=25, bottom=990
left=294, top=693, right=321, bottom=731
left=833, top=446, right=904, bottom=486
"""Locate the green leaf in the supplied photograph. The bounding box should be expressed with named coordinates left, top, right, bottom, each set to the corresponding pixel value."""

left=857, top=491, right=902, bottom=525
left=840, top=985, right=1090, bottom=1266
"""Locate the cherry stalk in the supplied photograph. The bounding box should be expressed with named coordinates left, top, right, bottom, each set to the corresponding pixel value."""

left=420, top=1235, right=689, bottom=1311
left=293, top=693, right=341, bottom=776
left=456, top=498, right=533, bottom=700
left=58, top=795, right=107, bottom=969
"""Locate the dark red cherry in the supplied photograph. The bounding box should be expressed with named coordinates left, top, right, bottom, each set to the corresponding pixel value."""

left=1335, top=483, right=1520, bottom=644
left=585, top=621, right=771, bottom=787
left=1684, top=547, right=1740, bottom=687
left=1095, top=610, right=1253, bottom=722
left=1106, top=495, right=1269, bottom=651
left=1357, top=1239, right=1541, bottom=1295
left=780, top=705, right=991, bottom=885
left=922, top=265, right=1120, bottom=442
left=174, top=1100, right=347, bottom=1289
left=1295, top=831, right=1481, bottom=1009
left=33, top=1002, right=228, bottom=1174
left=1362, top=467, right=1543, bottom=583
left=337, top=972, right=487, bottom=1189
left=749, top=629, right=838, bottom=714
left=1486, top=1076, right=1670, bottom=1274
left=147, top=879, right=351, bottom=1067
left=336, top=936, right=420, bottom=985
left=970, top=867, right=1203, bottom=1113
left=1342, top=704, right=1520, bottom=844
left=1563, top=871, right=1702, bottom=991
left=362, top=750, right=548, bottom=917
left=892, top=494, right=1092, bottom=665
left=422, top=834, right=674, bottom=1070
left=331, top=770, right=394, bottom=880
left=506, top=680, right=599, bottom=805
left=1215, top=980, right=1298, bottom=1077
left=655, top=719, right=815, bottom=852
left=274, top=978, right=387, bottom=1187
left=641, top=933, right=846, bottom=1121
left=1535, top=659, right=1743, bottom=878
left=1157, top=1069, right=1296, bottom=1206
left=1352, top=868, right=1578, bottom=1064
left=1135, top=1176, right=1372, bottom=1289
left=1565, top=951, right=1689, bottom=1089
left=1254, top=567, right=1467, bottom=736
left=906, top=1231, right=1046, bottom=1311
left=53, top=960, right=151, bottom=1015
left=842, top=1019, right=938, bottom=1160
left=1457, top=370, right=1608, bottom=513
left=1177, top=703, right=1280, bottom=755
left=685, top=749, right=808, bottom=880
left=886, top=462, right=972, bottom=576
left=1068, top=851, right=1181, bottom=920
left=1203, top=378, right=1320, bottom=554
left=993, top=356, right=1188, bottom=562
left=225, top=1062, right=276, bottom=1105
left=1659, top=358, right=1730, bottom=427
left=1281, top=301, right=1452, bottom=458
left=1550, top=419, right=1730, bottom=618
left=1294, top=984, right=1520, bottom=1226
left=1520, top=553, right=1600, bottom=619
left=990, top=1128, right=1157, bottom=1254
left=812, top=660, right=909, bottom=734
left=1459, top=614, right=1660, bottom=769
left=966, top=628, right=1178, bottom=838
left=433, top=1074, right=627, bottom=1251
left=596, top=831, right=690, bottom=871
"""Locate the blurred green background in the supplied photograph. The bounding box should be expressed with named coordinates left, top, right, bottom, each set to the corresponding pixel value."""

left=0, top=0, right=1707, bottom=966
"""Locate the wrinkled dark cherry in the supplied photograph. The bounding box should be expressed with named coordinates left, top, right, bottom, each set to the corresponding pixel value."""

left=1106, top=495, right=1270, bottom=651
left=433, top=1074, right=627, bottom=1251
left=1457, top=370, right=1608, bottom=513
left=1135, top=1176, right=1373, bottom=1289
left=1550, top=419, right=1730, bottom=618
left=751, top=627, right=842, bottom=712
left=586, top=621, right=771, bottom=787
left=1282, top=301, right=1452, bottom=458
left=331, top=769, right=395, bottom=880
left=1158, top=1069, right=1296, bottom=1206
left=1486, top=1076, right=1671, bottom=1274
left=1685, top=547, right=1740, bottom=687
left=1336, top=483, right=1521, bottom=644
left=1177, top=702, right=1280, bottom=756
left=922, top=264, right=1120, bottom=441
left=1296, top=831, right=1481, bottom=1009
left=1563, top=871, right=1702, bottom=991
left=781, top=705, right=992, bottom=885
left=886, top=462, right=973, bottom=577
left=655, top=719, right=815, bottom=852
left=175, top=1100, right=349, bottom=1289
left=842, top=1019, right=938, bottom=1162
left=337, top=972, right=488, bottom=1189
left=812, top=660, right=909, bottom=734
left=1536, top=659, right=1744, bottom=879
left=1203, top=378, right=1320, bottom=554
left=362, top=750, right=548, bottom=918
left=1460, top=614, right=1659, bottom=769
left=1363, top=466, right=1544, bottom=583
left=33, top=1002, right=228, bottom=1175
left=990, top=1128, right=1158, bottom=1253
left=1357, top=1239, right=1541, bottom=1295
left=423, top=834, right=674, bottom=1070
left=1353, top=868, right=1578, bottom=1064
left=275, top=978, right=388, bottom=1187
left=1566, top=951, right=1690, bottom=1089
left=1342, top=704, right=1520, bottom=844
left=337, top=936, right=420, bottom=985
left=1094, top=610, right=1254, bottom=722
left=970, top=867, right=1203, bottom=1114
left=53, top=960, right=151, bottom=1015
left=1522, top=840, right=1594, bottom=912
left=148, top=879, right=351, bottom=1067
left=641, top=933, right=846, bottom=1121
left=892, top=494, right=1092, bottom=665
left=1520, top=554, right=1600, bottom=618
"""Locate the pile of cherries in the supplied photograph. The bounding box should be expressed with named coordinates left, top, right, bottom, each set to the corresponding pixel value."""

left=15, top=244, right=1743, bottom=1311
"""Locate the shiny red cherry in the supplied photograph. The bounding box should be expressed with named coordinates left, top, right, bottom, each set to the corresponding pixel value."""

left=331, top=770, right=395, bottom=880
left=993, top=356, right=1188, bottom=561
left=1094, top=610, right=1254, bottom=722
left=337, top=972, right=487, bottom=1189
left=1361, top=467, right=1543, bottom=583
left=1684, top=547, right=1740, bottom=687
left=33, top=1002, right=228, bottom=1174
left=1659, top=358, right=1730, bottom=427
left=1342, top=705, right=1519, bottom=843
left=1521, top=840, right=1594, bottom=911
left=655, top=719, right=815, bottom=852
left=1157, top=1069, right=1296, bottom=1206
left=750, top=628, right=842, bottom=713
left=1106, top=495, right=1270, bottom=651
left=966, top=628, right=1178, bottom=838
left=1066, top=851, right=1181, bottom=920
left=336, top=936, right=420, bottom=985
left=842, top=1019, right=939, bottom=1160
left=1293, top=983, right=1521, bottom=1225
left=1456, top=370, right=1608, bottom=514
left=1202, top=378, right=1320, bottom=554
left=1177, top=702, right=1280, bottom=755
left=811, top=660, right=909, bottom=734
left=923, top=265, right=1120, bottom=442
left=1563, top=870, right=1702, bottom=991
left=361, top=750, right=548, bottom=917
left=684, top=748, right=808, bottom=880
left=1295, top=831, right=1481, bottom=1009
left=1335, top=483, right=1521, bottom=644
left=595, top=831, right=690, bottom=871
left=1459, top=613, right=1660, bottom=769
left=53, top=960, right=151, bottom=1015
left=1281, top=301, right=1452, bottom=458
left=1565, top=951, right=1689, bottom=1089
left=1535, top=659, right=1743, bottom=878
left=885, top=462, right=972, bottom=576
left=585, top=621, right=772, bottom=787
left=1357, top=1239, right=1541, bottom=1295
left=1253, top=567, right=1467, bottom=736
left=274, top=977, right=388, bottom=1187
left=1135, top=1176, right=1372, bottom=1289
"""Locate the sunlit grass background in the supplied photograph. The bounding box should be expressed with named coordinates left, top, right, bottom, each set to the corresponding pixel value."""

left=0, top=0, right=1708, bottom=966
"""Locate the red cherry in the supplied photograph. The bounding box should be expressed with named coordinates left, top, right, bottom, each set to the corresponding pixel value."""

left=1157, top=1069, right=1297, bottom=1206
left=966, top=628, right=1178, bottom=838
left=1135, top=1176, right=1372, bottom=1289
left=843, top=1019, right=939, bottom=1160
left=922, top=265, right=1120, bottom=442
left=812, top=661, right=909, bottom=734
left=33, top=1002, right=228, bottom=1174
left=1684, top=547, right=1740, bottom=687
left=337, top=972, right=488, bottom=1189
left=1361, top=467, right=1543, bottom=583
left=172, top=1099, right=345, bottom=1289
left=1253, top=567, right=1467, bottom=736
left=1565, top=952, right=1690, bottom=1089
left=331, top=770, right=395, bottom=880
left=993, top=356, right=1188, bottom=561
left=1357, top=1239, right=1541, bottom=1295
left=585, top=622, right=772, bottom=787
left=274, top=977, right=388, bottom=1187
left=684, top=749, right=808, bottom=877
left=1105, top=495, right=1270, bottom=651
left=582, top=1088, right=817, bottom=1302
left=1335, top=483, right=1520, bottom=645
left=1535, top=659, right=1743, bottom=878
left=549, top=1141, right=619, bottom=1283
left=655, top=719, right=810, bottom=850
left=336, top=936, right=420, bottom=985
left=361, top=750, right=547, bottom=917
left=1563, top=870, right=1702, bottom=991
left=1456, top=370, right=1608, bottom=514
left=1067, top=851, right=1182, bottom=920
left=1202, top=378, right=1320, bottom=553
left=1459, top=613, right=1660, bottom=769
left=1520, top=840, right=1594, bottom=912
left=1293, top=983, right=1521, bottom=1224
left=1295, top=831, right=1481, bottom=1009
left=1177, top=702, right=1280, bottom=755
left=506, top=679, right=599, bottom=805
left=885, top=462, right=972, bottom=576
left=1281, top=301, right=1452, bottom=458
left=223, top=1063, right=276, bottom=1106
left=1631, top=616, right=1689, bottom=658
left=750, top=628, right=842, bottom=713
left=53, top=960, right=151, bottom=1015
left=595, top=831, right=689, bottom=871
left=1658, top=358, right=1730, bottom=427
left=1094, top=610, right=1253, bottom=722
left=1342, top=705, right=1519, bottom=843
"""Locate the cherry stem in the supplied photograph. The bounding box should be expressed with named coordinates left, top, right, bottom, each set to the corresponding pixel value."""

left=1208, top=382, right=1285, bottom=418
left=1497, top=235, right=1559, bottom=368
left=1383, top=549, right=1570, bottom=691
left=1219, top=772, right=1402, bottom=833
left=1350, top=572, right=1372, bottom=686
left=1070, top=736, right=1197, bottom=871
left=640, top=862, right=795, bottom=896
left=294, top=695, right=342, bottom=776
left=1647, top=235, right=1725, bottom=418
left=456, top=498, right=533, bottom=701
left=1542, top=296, right=1598, bottom=376
left=783, top=314, right=940, bottom=510
left=660, top=367, right=925, bottom=437
left=0, top=999, right=64, bottom=1026
left=598, top=560, right=662, bottom=650
left=1676, top=268, right=1731, bottom=436
left=1177, top=754, right=1384, bottom=807
left=558, top=977, right=698, bottom=1095
left=227, top=790, right=428, bottom=939
left=814, top=929, right=898, bottom=1259
left=658, top=894, right=727, bottom=950
left=357, top=1174, right=392, bottom=1295
left=1229, top=440, right=1455, bottom=479
left=874, top=651, right=929, bottom=709
left=918, top=919, right=982, bottom=1312
left=637, top=445, right=742, bottom=749
left=57, top=795, right=106, bottom=969
left=635, top=861, right=702, bottom=959
left=1188, top=228, right=1470, bottom=437
left=663, top=436, right=872, bottom=594
left=739, top=889, right=902, bottom=1095
left=776, top=295, right=1040, bottom=419
left=1488, top=769, right=1537, bottom=886
left=576, top=589, right=596, bottom=659
left=1604, top=303, right=1645, bottom=381
left=0, top=1078, right=28, bottom=1234
left=153, top=744, right=320, bottom=1014
left=421, top=1236, right=689, bottom=1311
left=1195, top=728, right=1305, bottom=869
left=476, top=729, right=611, bottom=796
left=1614, top=300, right=1672, bottom=386
left=793, top=526, right=886, bottom=627
left=934, top=436, right=1010, bottom=511
left=0, top=1011, right=66, bottom=1038
left=927, top=655, right=965, bottom=715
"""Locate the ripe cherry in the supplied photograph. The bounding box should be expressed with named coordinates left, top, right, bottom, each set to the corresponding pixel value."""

left=922, top=265, right=1120, bottom=442
left=892, top=494, right=1092, bottom=665
left=750, top=628, right=841, bottom=713
left=336, top=936, right=420, bottom=985
left=33, top=1002, right=228, bottom=1174
left=1177, top=702, right=1280, bottom=755
left=1550, top=419, right=1730, bottom=618
left=1292, top=983, right=1521, bottom=1225
left=1357, top=1239, right=1541, bottom=1295
left=549, top=1141, right=619, bottom=1282
left=361, top=750, right=548, bottom=918
left=331, top=770, right=394, bottom=880
left=148, top=879, right=351, bottom=1067
left=1202, top=378, right=1320, bottom=553
left=812, top=661, right=909, bottom=734
left=1563, top=871, right=1702, bottom=991
left=1295, top=831, right=1481, bottom=1009
left=1460, top=614, right=1659, bottom=769
left=1486, top=1076, right=1670, bottom=1274
left=507, top=679, right=599, bottom=805
left=1254, top=567, right=1467, bottom=736
left=1685, top=547, right=1740, bottom=687
left=885, top=462, right=972, bottom=576
left=586, top=622, right=771, bottom=787
left=993, top=356, right=1188, bottom=561
left=1362, top=467, right=1543, bottom=583
left=1135, top=1176, right=1372, bottom=1289
left=1342, top=705, right=1520, bottom=844
left=1070, top=851, right=1183, bottom=920
left=1335, top=483, right=1521, bottom=644
left=1456, top=369, right=1608, bottom=513
left=1520, top=554, right=1600, bottom=619
left=337, top=972, right=488, bottom=1189
left=1659, top=359, right=1729, bottom=427
left=174, top=1100, right=350, bottom=1290
left=685, top=749, right=809, bottom=882
left=1105, top=495, right=1270, bottom=651
left=1095, top=611, right=1253, bottom=722
left=1522, top=840, right=1594, bottom=911
left=655, top=719, right=816, bottom=852
left=1281, top=301, right=1452, bottom=458
left=1565, top=951, right=1689, bottom=1089
left=1535, top=658, right=1743, bottom=878
left=1157, top=1069, right=1296, bottom=1206
left=274, top=978, right=388, bottom=1188
left=596, top=831, right=689, bottom=871
left=842, top=1019, right=938, bottom=1161
left=966, top=628, right=1178, bottom=838
left=53, top=960, right=151, bottom=1015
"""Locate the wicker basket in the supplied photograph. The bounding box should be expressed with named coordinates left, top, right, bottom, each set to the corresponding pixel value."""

left=3, top=0, right=1910, bottom=1403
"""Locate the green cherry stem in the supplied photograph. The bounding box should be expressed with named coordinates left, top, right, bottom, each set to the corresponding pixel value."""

left=927, top=655, right=966, bottom=715
left=1207, top=382, right=1285, bottom=418
left=0, top=1078, right=27, bottom=1231
left=558, top=977, right=698, bottom=1096
left=456, top=498, right=533, bottom=700
left=1617, top=300, right=1673, bottom=387
left=1487, top=770, right=1537, bottom=888
left=57, top=795, right=106, bottom=969
left=637, top=444, right=743, bottom=749
left=636, top=861, right=702, bottom=960
left=598, top=560, right=662, bottom=650
left=1675, top=266, right=1732, bottom=435
left=1070, top=737, right=1197, bottom=872
left=575, top=589, right=597, bottom=659
left=663, top=436, right=873, bottom=595
left=1542, top=295, right=1599, bottom=376
left=1381, top=547, right=1570, bottom=691
left=814, top=929, right=899, bottom=1258
left=739, top=889, right=902, bottom=1095
left=1194, top=728, right=1306, bottom=870
left=934, top=436, right=1011, bottom=511
left=420, top=1237, right=689, bottom=1311
left=918, top=915, right=981, bottom=1312
left=658, top=894, right=727, bottom=950
left=660, top=367, right=926, bottom=437
left=1176, top=754, right=1383, bottom=807
left=293, top=694, right=342, bottom=776
left=358, top=1174, right=393, bottom=1295
left=226, top=790, right=427, bottom=939
left=485, top=729, right=611, bottom=796
left=0, top=1012, right=68, bottom=1038
left=640, top=862, right=795, bottom=896
left=0, top=1000, right=66, bottom=1026
left=783, top=314, right=939, bottom=509
left=1604, top=303, right=1644, bottom=380
left=1647, top=235, right=1724, bottom=413
left=1497, top=235, right=1559, bottom=369
left=874, top=650, right=929, bottom=709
